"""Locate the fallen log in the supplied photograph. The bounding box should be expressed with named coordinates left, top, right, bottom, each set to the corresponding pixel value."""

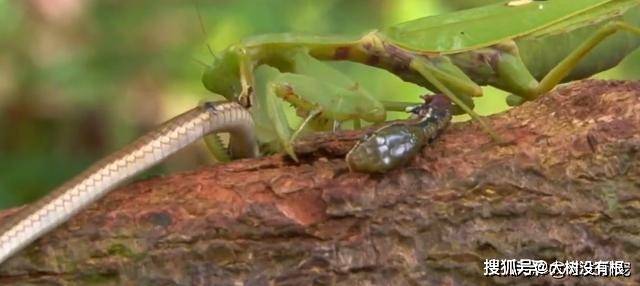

left=1, top=80, right=639, bottom=285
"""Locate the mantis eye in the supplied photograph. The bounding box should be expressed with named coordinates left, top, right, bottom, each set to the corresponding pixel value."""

left=202, top=50, right=242, bottom=101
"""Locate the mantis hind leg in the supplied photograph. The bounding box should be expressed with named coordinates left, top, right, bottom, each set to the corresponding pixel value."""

left=252, top=65, right=297, bottom=160
left=536, top=21, right=640, bottom=97
left=506, top=21, right=640, bottom=105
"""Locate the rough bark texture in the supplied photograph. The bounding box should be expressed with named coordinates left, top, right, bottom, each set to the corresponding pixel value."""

left=1, top=80, right=639, bottom=286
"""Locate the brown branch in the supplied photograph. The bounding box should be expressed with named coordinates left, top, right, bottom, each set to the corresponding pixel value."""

left=1, top=80, right=639, bottom=285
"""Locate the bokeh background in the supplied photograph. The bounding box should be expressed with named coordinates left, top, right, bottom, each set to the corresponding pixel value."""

left=1, top=0, right=638, bottom=209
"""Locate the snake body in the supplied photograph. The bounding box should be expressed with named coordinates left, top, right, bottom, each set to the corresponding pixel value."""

left=0, top=101, right=258, bottom=264
left=0, top=96, right=451, bottom=265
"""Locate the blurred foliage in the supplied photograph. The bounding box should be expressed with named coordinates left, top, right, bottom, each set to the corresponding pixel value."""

left=0, top=0, right=638, bottom=209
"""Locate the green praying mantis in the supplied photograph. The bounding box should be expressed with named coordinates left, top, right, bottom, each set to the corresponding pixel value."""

left=200, top=0, right=640, bottom=168
left=2, top=0, right=640, bottom=267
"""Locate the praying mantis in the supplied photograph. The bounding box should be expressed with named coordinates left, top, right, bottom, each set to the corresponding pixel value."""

left=1, top=0, right=639, bottom=266
left=201, top=0, right=640, bottom=167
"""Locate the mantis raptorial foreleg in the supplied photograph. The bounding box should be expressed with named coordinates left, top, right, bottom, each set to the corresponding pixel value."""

left=207, top=49, right=419, bottom=162
left=203, top=64, right=295, bottom=162
left=203, top=133, right=233, bottom=162
left=266, top=69, right=386, bottom=160
left=251, top=65, right=296, bottom=159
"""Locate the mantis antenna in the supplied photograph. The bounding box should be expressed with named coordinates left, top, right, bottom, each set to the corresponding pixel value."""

left=192, top=57, right=209, bottom=68
left=192, top=0, right=215, bottom=58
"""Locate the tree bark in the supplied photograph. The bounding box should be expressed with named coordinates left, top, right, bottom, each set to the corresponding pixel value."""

left=1, top=80, right=639, bottom=285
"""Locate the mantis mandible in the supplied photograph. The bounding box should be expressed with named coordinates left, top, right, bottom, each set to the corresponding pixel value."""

left=1, top=0, right=639, bottom=266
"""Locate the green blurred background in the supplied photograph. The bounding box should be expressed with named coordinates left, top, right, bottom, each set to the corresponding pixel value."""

left=0, top=0, right=638, bottom=209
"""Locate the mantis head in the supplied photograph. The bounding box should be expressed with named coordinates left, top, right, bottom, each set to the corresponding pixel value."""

left=201, top=47, right=243, bottom=102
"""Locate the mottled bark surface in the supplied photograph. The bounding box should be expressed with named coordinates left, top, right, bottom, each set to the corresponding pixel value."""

left=1, top=80, right=639, bottom=285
